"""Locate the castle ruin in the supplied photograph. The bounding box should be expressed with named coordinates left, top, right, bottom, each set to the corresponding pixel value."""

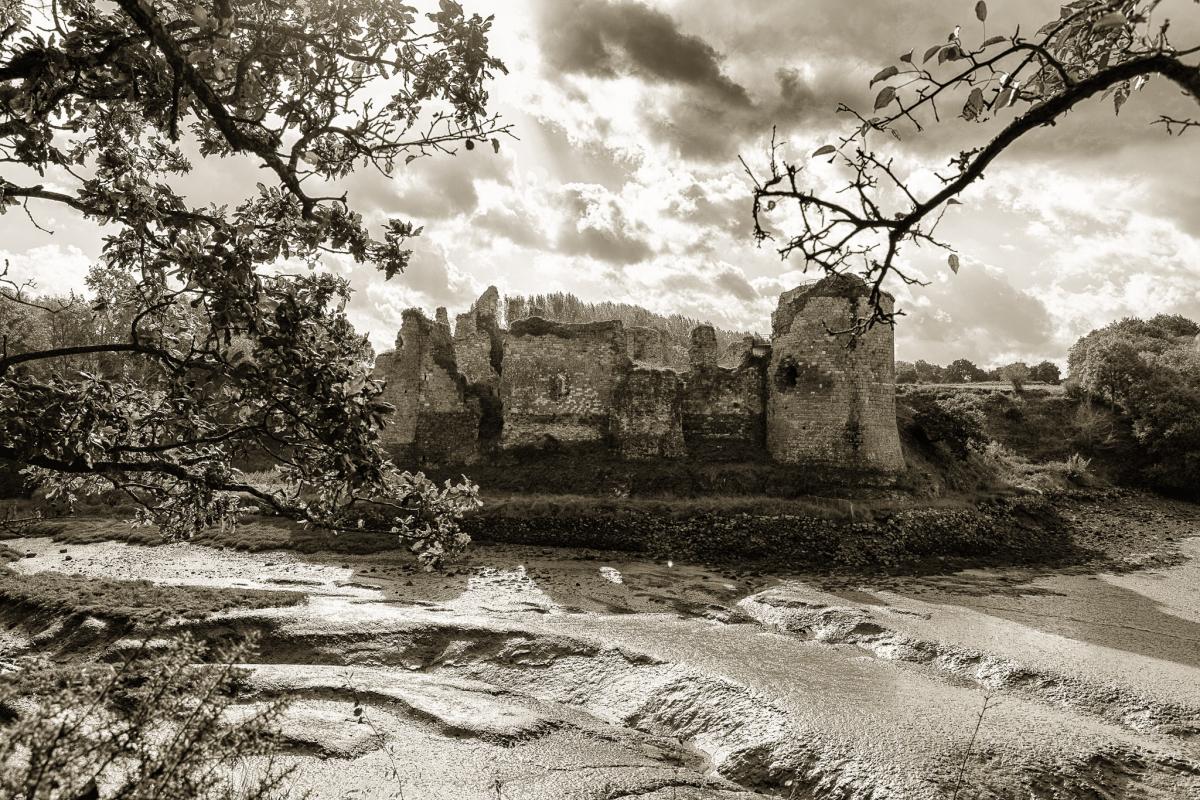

left=372, top=274, right=904, bottom=472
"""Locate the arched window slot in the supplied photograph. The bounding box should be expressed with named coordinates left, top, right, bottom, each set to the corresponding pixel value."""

left=549, top=373, right=569, bottom=400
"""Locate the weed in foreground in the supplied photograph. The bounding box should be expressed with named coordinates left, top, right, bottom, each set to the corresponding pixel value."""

left=0, top=632, right=299, bottom=800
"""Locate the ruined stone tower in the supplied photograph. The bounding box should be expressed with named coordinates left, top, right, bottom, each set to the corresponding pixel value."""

left=374, top=309, right=480, bottom=465
left=766, top=275, right=904, bottom=471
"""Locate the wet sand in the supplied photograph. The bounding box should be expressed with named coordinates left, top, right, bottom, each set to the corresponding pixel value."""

left=4, top=524, right=1200, bottom=798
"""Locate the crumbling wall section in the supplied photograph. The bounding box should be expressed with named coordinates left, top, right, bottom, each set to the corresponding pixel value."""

left=499, top=318, right=631, bottom=449
left=613, top=367, right=685, bottom=459
left=373, top=309, right=479, bottom=465
left=453, top=286, right=502, bottom=388
left=681, top=366, right=767, bottom=461
left=680, top=325, right=766, bottom=459
left=625, top=326, right=669, bottom=366
left=766, top=275, right=903, bottom=470
left=689, top=325, right=719, bottom=369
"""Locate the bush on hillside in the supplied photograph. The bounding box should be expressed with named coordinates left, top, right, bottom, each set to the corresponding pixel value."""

left=905, top=391, right=988, bottom=458
left=1068, top=315, right=1200, bottom=495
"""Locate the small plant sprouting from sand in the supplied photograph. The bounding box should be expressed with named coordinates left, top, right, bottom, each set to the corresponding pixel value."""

left=949, top=689, right=997, bottom=800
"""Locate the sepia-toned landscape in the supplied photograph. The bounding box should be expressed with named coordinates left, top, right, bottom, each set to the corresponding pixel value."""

left=2, top=1, right=1199, bottom=798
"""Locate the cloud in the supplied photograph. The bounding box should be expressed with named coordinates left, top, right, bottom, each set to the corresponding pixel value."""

left=474, top=205, right=549, bottom=249
left=897, top=264, right=1056, bottom=365
left=538, top=0, right=750, bottom=107
left=714, top=267, right=758, bottom=302
left=380, top=147, right=511, bottom=221
left=555, top=184, right=655, bottom=264
left=3, top=0, right=1199, bottom=370
left=1, top=244, right=94, bottom=299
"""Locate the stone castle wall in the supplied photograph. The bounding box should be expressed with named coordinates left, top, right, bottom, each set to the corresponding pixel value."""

left=766, top=276, right=903, bottom=470
left=678, top=324, right=766, bottom=460
left=376, top=309, right=480, bottom=465
left=453, top=286, right=502, bottom=388
left=499, top=318, right=631, bottom=449
left=613, top=367, right=686, bottom=460
left=372, top=277, right=904, bottom=472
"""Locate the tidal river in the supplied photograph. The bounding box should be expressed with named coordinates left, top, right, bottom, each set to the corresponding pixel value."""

left=7, top=531, right=1200, bottom=799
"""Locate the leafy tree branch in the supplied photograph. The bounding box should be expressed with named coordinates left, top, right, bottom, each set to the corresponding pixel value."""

left=0, top=0, right=502, bottom=566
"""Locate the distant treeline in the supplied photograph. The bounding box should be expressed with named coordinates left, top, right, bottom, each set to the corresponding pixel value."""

left=896, top=358, right=1062, bottom=386
left=503, top=292, right=755, bottom=365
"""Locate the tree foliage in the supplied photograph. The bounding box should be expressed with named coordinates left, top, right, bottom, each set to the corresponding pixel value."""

left=0, top=0, right=505, bottom=565
left=895, top=357, right=1058, bottom=385
left=746, top=0, right=1200, bottom=335
left=944, top=358, right=990, bottom=383
left=1069, top=315, right=1200, bottom=493
left=1029, top=360, right=1062, bottom=384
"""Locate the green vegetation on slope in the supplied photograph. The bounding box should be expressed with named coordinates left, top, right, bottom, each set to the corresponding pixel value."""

left=1068, top=315, right=1200, bottom=496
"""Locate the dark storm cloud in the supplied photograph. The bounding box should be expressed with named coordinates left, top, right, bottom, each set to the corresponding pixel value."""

left=531, top=0, right=872, bottom=162
left=550, top=0, right=1190, bottom=165
left=538, top=0, right=751, bottom=106
left=641, top=64, right=868, bottom=161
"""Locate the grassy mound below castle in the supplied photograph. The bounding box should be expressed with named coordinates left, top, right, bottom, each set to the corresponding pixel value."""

left=462, top=493, right=1080, bottom=572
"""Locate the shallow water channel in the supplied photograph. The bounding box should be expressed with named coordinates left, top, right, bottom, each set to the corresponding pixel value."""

left=7, top=534, right=1200, bottom=799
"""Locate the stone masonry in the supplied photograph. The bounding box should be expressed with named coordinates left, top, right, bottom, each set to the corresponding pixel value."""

left=372, top=276, right=905, bottom=470
left=766, top=275, right=904, bottom=470
left=375, top=309, right=480, bottom=465
left=499, top=317, right=631, bottom=449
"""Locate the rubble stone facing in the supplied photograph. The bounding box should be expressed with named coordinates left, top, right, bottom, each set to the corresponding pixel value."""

left=499, top=317, right=631, bottom=448
left=625, top=326, right=670, bottom=366
left=376, top=309, right=479, bottom=464
left=372, top=278, right=904, bottom=471
left=766, top=275, right=904, bottom=470
left=613, top=367, right=686, bottom=459
left=688, top=325, right=718, bottom=369
left=453, top=286, right=501, bottom=388
left=681, top=362, right=766, bottom=461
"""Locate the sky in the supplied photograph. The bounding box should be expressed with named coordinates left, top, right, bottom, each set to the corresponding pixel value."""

left=4, top=0, right=1200, bottom=367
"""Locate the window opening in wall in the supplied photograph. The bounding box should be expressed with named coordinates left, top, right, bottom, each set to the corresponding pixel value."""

left=777, top=359, right=799, bottom=391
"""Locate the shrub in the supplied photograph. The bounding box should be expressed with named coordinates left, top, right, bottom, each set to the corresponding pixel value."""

left=906, top=391, right=988, bottom=458
left=1065, top=453, right=1092, bottom=481
left=0, top=634, right=293, bottom=800
left=1000, top=362, right=1031, bottom=394
left=1071, top=403, right=1115, bottom=449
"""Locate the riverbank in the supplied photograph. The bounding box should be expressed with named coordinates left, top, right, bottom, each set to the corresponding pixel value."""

left=2, top=496, right=1198, bottom=798
left=10, top=487, right=1192, bottom=578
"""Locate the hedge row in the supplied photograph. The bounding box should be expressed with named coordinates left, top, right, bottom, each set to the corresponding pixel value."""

left=463, top=496, right=1077, bottom=572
